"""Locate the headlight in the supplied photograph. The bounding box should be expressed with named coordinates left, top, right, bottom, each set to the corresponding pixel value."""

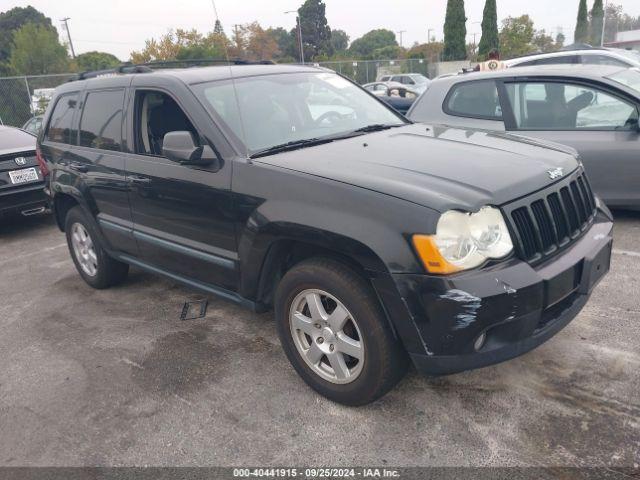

left=412, top=206, right=513, bottom=274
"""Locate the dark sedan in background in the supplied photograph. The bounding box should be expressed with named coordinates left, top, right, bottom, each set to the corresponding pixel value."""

left=408, top=65, right=640, bottom=210
left=0, top=125, right=48, bottom=219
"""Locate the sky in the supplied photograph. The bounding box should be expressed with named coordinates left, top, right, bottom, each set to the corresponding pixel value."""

left=3, top=0, right=640, bottom=60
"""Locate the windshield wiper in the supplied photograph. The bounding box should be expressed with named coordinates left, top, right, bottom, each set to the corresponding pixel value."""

left=352, top=123, right=405, bottom=133
left=250, top=138, right=336, bottom=159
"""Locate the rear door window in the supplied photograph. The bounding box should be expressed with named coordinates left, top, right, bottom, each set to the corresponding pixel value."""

left=445, top=80, right=503, bottom=120
left=44, top=93, right=79, bottom=144
left=504, top=81, right=638, bottom=130
left=78, top=89, right=125, bottom=151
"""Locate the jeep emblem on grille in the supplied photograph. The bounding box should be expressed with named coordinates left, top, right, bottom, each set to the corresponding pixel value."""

left=547, top=167, right=564, bottom=180
left=14, top=157, right=27, bottom=166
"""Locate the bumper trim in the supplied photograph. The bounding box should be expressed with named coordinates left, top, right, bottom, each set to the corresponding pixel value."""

left=411, top=292, right=588, bottom=376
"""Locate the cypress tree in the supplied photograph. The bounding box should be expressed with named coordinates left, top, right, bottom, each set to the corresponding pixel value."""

left=478, top=0, right=499, bottom=59
left=574, top=0, right=590, bottom=44
left=443, top=0, right=468, bottom=61
left=590, top=0, right=605, bottom=46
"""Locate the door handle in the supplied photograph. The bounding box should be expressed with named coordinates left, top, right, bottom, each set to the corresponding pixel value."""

left=68, top=162, right=89, bottom=173
left=129, top=176, right=152, bottom=185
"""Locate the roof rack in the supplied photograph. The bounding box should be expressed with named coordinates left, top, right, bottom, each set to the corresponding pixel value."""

left=69, top=65, right=153, bottom=82
left=68, top=58, right=277, bottom=82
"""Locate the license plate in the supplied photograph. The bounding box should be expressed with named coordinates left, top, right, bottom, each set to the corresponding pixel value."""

left=8, top=167, right=39, bottom=185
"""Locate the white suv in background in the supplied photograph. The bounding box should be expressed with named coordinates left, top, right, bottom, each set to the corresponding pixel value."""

left=506, top=47, right=640, bottom=69
left=378, top=73, right=431, bottom=93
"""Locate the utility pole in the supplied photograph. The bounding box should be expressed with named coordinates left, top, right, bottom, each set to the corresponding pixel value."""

left=601, top=0, right=608, bottom=46
left=285, top=11, right=305, bottom=64
left=60, top=17, right=76, bottom=59
left=396, top=30, right=406, bottom=47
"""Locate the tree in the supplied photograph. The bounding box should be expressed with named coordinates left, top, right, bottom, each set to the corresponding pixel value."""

left=499, top=15, right=535, bottom=59
left=407, top=42, right=444, bottom=63
left=331, top=29, right=350, bottom=52
left=76, top=51, right=121, bottom=71
left=244, top=22, right=279, bottom=61
left=214, top=20, right=225, bottom=36
left=443, top=0, right=467, bottom=61
left=589, top=0, right=604, bottom=46
left=478, top=0, right=499, bottom=60
left=9, top=23, right=69, bottom=75
left=574, top=0, right=589, bottom=44
left=0, top=6, right=56, bottom=74
left=349, top=29, right=397, bottom=58
left=603, top=3, right=640, bottom=43
left=131, top=28, right=229, bottom=63
left=556, top=32, right=566, bottom=49
left=298, top=0, right=333, bottom=61
left=266, top=27, right=295, bottom=60
left=532, top=30, right=560, bottom=53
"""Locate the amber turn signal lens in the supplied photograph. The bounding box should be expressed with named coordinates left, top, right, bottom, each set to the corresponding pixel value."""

left=412, top=235, right=462, bottom=275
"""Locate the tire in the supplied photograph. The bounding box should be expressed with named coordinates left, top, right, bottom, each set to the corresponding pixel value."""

left=275, top=258, right=408, bottom=406
left=64, top=206, right=129, bottom=289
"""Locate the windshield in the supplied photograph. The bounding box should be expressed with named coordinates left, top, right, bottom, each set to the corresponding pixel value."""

left=614, top=49, right=640, bottom=64
left=192, top=72, right=406, bottom=155
left=410, top=75, right=429, bottom=84
left=607, top=68, right=640, bottom=94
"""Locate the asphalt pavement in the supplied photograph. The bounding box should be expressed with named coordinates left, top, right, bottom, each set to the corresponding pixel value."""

left=0, top=212, right=638, bottom=467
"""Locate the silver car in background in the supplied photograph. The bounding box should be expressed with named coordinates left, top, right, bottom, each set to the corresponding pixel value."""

left=407, top=65, right=640, bottom=210
left=506, top=47, right=640, bottom=69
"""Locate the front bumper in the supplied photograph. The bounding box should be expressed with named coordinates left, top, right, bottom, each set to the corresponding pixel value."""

left=0, top=182, right=48, bottom=217
left=391, top=211, right=613, bottom=376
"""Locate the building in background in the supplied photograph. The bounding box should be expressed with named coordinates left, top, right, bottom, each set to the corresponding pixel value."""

left=606, top=29, right=640, bottom=51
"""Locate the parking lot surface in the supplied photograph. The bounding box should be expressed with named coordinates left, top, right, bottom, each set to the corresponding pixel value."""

left=0, top=212, right=638, bottom=467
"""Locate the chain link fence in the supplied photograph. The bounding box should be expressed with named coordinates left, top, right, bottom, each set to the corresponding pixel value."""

left=313, top=58, right=431, bottom=84
left=0, top=59, right=433, bottom=128
left=0, top=73, right=74, bottom=128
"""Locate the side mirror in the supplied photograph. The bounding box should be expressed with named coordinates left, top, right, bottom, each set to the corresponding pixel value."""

left=162, top=131, right=217, bottom=166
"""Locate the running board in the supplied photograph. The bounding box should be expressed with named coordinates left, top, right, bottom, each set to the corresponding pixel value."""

left=118, top=254, right=260, bottom=312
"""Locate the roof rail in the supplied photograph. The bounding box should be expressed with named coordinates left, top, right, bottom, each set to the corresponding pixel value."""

left=69, top=65, right=153, bottom=82
left=67, top=58, right=278, bottom=82
left=138, top=58, right=276, bottom=68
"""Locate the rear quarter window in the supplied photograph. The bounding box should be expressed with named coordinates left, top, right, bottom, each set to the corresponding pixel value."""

left=78, top=89, right=125, bottom=151
left=44, top=92, right=79, bottom=144
left=444, top=80, right=503, bottom=120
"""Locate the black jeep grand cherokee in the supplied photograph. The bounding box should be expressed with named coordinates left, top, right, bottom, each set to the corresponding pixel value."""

left=39, top=64, right=612, bottom=405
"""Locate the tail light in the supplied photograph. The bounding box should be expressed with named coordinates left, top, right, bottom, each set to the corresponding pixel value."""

left=36, top=146, right=49, bottom=177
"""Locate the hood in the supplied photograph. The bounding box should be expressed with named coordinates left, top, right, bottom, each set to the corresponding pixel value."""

left=0, top=126, right=36, bottom=156
left=255, top=123, right=579, bottom=212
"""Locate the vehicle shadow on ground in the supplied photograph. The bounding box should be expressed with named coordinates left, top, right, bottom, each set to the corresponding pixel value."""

left=0, top=213, right=56, bottom=238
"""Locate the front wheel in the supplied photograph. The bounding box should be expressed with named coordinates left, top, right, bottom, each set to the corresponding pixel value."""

left=275, top=258, right=408, bottom=406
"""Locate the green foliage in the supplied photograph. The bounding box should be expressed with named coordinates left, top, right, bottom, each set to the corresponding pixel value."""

left=590, top=0, right=605, bottom=46
left=443, top=0, right=467, bottom=61
left=574, top=0, right=589, bottom=44
left=0, top=6, right=56, bottom=75
left=499, top=15, right=535, bottom=58
left=603, top=4, right=640, bottom=43
left=331, top=29, right=350, bottom=52
left=266, top=27, right=295, bottom=60
left=298, top=0, right=333, bottom=61
left=349, top=29, right=397, bottom=59
left=9, top=23, right=69, bottom=75
left=214, top=20, right=225, bottom=36
left=478, top=0, right=499, bottom=60
left=532, top=30, right=561, bottom=53
left=75, top=51, right=121, bottom=71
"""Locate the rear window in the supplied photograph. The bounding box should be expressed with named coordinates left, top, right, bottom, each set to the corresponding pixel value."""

left=45, top=93, right=79, bottom=144
left=444, top=80, right=503, bottom=120
left=78, top=89, right=124, bottom=151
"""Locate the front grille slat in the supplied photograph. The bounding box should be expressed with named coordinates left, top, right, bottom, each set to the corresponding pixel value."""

left=505, top=170, right=597, bottom=265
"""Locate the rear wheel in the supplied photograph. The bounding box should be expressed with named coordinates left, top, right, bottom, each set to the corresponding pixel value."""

left=65, top=206, right=129, bottom=289
left=275, top=258, right=408, bottom=406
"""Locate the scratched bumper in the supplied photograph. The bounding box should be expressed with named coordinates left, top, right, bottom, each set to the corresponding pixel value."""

left=393, top=210, right=613, bottom=376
